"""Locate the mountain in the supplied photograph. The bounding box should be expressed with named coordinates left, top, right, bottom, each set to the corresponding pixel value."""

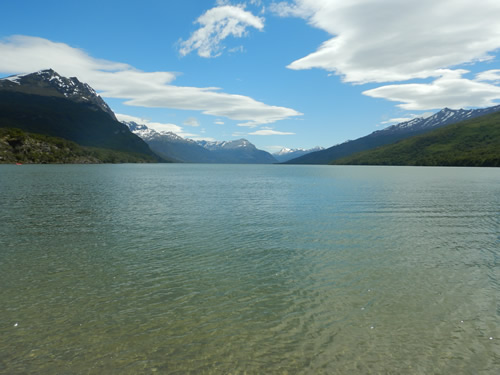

left=273, top=146, right=324, bottom=163
left=124, top=121, right=213, bottom=162
left=286, top=105, right=500, bottom=164
left=195, top=139, right=277, bottom=163
left=0, top=70, right=162, bottom=162
left=125, top=121, right=277, bottom=163
left=331, top=110, right=500, bottom=167
left=1, top=69, right=117, bottom=120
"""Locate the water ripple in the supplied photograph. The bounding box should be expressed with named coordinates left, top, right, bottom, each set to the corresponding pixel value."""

left=0, top=165, right=499, bottom=374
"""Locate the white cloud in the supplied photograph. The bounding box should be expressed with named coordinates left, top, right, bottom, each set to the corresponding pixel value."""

left=476, top=69, right=500, bottom=83
left=269, top=1, right=309, bottom=18
left=380, top=112, right=434, bottom=126
left=179, top=5, right=264, bottom=58
left=214, top=120, right=225, bottom=125
left=183, top=117, right=200, bottom=127
left=228, top=45, right=245, bottom=53
left=0, top=35, right=301, bottom=127
left=271, top=0, right=500, bottom=110
left=0, top=35, right=136, bottom=79
left=381, top=117, right=416, bottom=125
left=116, top=113, right=197, bottom=138
left=117, top=113, right=218, bottom=140
left=364, top=69, right=500, bottom=110
left=273, top=0, right=500, bottom=84
left=249, top=129, right=295, bottom=135
left=115, top=113, right=146, bottom=124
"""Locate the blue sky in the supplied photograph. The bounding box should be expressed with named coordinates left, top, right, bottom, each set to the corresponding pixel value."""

left=1, top=0, right=500, bottom=152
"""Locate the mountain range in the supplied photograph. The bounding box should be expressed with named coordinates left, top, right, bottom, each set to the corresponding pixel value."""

left=331, top=110, right=500, bottom=167
left=0, top=70, right=161, bottom=162
left=1, top=69, right=498, bottom=166
left=124, top=121, right=277, bottom=163
left=286, top=105, right=500, bottom=164
left=272, top=147, right=324, bottom=163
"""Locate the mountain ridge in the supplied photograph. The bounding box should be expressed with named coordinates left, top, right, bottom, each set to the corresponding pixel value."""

left=1, top=69, right=117, bottom=120
left=125, top=121, right=277, bottom=163
left=331, top=110, right=500, bottom=167
left=273, top=146, right=324, bottom=163
left=286, top=105, right=500, bottom=164
left=0, top=70, right=162, bottom=162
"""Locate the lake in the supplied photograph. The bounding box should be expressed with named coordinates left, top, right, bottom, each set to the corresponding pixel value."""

left=0, top=164, right=499, bottom=374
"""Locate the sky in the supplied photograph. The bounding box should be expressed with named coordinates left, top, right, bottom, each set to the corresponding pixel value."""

left=1, top=0, right=500, bottom=153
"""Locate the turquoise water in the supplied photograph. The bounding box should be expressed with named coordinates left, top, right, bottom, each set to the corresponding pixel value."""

left=0, top=164, right=499, bottom=374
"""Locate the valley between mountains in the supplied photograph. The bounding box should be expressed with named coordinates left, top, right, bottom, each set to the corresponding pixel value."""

left=1, top=69, right=499, bottom=166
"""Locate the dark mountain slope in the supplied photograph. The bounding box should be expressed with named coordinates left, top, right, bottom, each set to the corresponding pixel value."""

left=0, top=70, right=163, bottom=162
left=331, top=111, right=500, bottom=167
left=0, top=69, right=116, bottom=119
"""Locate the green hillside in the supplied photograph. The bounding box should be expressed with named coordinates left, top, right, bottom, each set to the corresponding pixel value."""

left=0, top=128, right=157, bottom=164
left=331, top=111, right=500, bottom=167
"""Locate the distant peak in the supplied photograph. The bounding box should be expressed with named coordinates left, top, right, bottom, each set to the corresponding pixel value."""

left=124, top=120, right=192, bottom=143
left=276, top=147, right=293, bottom=155
left=274, top=146, right=323, bottom=156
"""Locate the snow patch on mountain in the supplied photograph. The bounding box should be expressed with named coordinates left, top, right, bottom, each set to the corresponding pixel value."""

left=0, top=69, right=116, bottom=120
left=3, top=75, right=23, bottom=85
left=197, top=139, right=255, bottom=151
left=273, top=146, right=325, bottom=162
left=275, top=147, right=295, bottom=156
left=379, top=105, right=500, bottom=135
left=123, top=121, right=195, bottom=144
left=124, top=120, right=277, bottom=163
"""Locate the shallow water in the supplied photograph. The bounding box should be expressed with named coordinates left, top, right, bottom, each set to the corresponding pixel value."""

left=0, top=164, right=499, bottom=374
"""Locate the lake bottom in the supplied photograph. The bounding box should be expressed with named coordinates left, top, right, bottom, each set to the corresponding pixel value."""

left=0, top=164, right=499, bottom=374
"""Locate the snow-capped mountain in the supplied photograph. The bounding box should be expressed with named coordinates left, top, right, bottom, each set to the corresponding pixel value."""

left=0, top=69, right=116, bottom=120
left=379, top=105, right=500, bottom=135
left=275, top=147, right=295, bottom=156
left=286, top=104, right=500, bottom=164
left=0, top=70, right=159, bottom=160
left=273, top=146, right=324, bottom=163
left=196, top=139, right=255, bottom=151
left=123, top=121, right=189, bottom=143
left=125, top=121, right=277, bottom=163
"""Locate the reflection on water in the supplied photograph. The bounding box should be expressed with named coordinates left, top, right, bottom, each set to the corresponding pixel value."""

left=0, top=164, right=499, bottom=374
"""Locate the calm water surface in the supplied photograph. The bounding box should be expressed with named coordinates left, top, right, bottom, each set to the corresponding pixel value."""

left=0, top=164, right=499, bottom=374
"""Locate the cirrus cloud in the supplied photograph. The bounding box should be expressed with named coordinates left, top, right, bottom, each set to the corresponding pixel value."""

left=0, top=35, right=301, bottom=127
left=115, top=113, right=197, bottom=138
left=249, top=129, right=295, bottom=135
left=183, top=117, right=201, bottom=127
